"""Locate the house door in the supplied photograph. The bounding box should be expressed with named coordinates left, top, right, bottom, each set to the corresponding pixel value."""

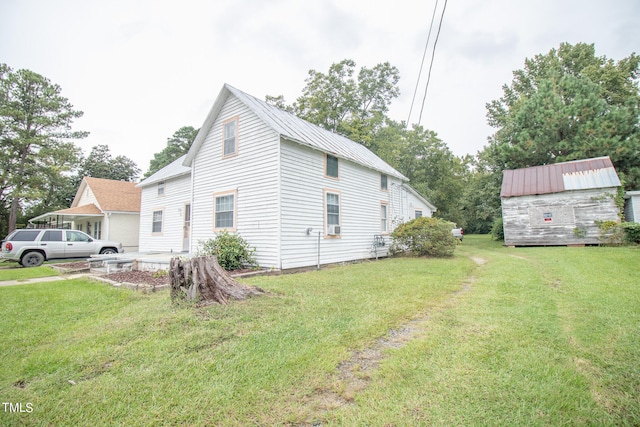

left=183, top=203, right=191, bottom=252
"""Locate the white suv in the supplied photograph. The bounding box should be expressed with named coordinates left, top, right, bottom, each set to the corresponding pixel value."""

left=1, top=229, right=123, bottom=267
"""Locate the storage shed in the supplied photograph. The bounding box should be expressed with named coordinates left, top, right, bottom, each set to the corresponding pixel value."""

left=500, top=157, right=621, bottom=246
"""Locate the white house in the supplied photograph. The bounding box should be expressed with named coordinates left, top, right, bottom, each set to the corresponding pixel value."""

left=137, top=84, right=435, bottom=269
left=30, top=177, right=141, bottom=252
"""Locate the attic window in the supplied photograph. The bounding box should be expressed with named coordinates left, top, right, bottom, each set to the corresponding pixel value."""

left=157, top=181, right=165, bottom=196
left=381, top=174, right=388, bottom=190
left=325, top=154, right=339, bottom=178
left=223, top=117, right=238, bottom=157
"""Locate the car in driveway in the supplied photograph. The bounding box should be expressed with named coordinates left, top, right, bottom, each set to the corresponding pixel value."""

left=1, top=229, right=123, bottom=267
left=452, top=227, right=464, bottom=241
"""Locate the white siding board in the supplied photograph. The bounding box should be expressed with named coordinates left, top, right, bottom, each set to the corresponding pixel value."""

left=280, top=140, right=397, bottom=269
left=108, top=214, right=140, bottom=252
left=139, top=173, right=192, bottom=253
left=190, top=94, right=281, bottom=268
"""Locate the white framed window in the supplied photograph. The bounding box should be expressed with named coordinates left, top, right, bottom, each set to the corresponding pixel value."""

left=324, top=189, right=341, bottom=237
left=325, top=154, right=339, bottom=179
left=223, top=117, right=238, bottom=157
left=381, top=174, right=388, bottom=191
left=214, top=190, right=237, bottom=230
left=94, top=221, right=102, bottom=239
left=415, top=210, right=423, bottom=219
left=152, top=210, right=163, bottom=234
left=157, top=181, right=165, bottom=196
left=381, top=202, right=389, bottom=234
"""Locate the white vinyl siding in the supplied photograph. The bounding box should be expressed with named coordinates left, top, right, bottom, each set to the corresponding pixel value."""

left=190, top=95, right=280, bottom=268
left=280, top=140, right=404, bottom=269
left=138, top=173, right=191, bottom=253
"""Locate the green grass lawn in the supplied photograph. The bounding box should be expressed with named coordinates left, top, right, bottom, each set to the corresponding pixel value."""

left=1, top=236, right=638, bottom=426
left=0, top=264, right=59, bottom=282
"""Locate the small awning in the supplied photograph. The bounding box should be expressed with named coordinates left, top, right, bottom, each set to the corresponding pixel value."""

left=29, top=204, right=104, bottom=225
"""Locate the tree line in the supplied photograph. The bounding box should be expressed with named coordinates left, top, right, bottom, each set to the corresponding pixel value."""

left=2, top=42, right=638, bottom=238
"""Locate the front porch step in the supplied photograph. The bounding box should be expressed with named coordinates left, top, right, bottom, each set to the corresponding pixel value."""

left=89, top=257, right=135, bottom=274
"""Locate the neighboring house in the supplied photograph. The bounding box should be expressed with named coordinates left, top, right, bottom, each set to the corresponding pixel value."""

left=30, top=177, right=141, bottom=252
left=500, top=156, right=621, bottom=246
left=624, top=191, right=640, bottom=223
left=137, top=84, right=436, bottom=269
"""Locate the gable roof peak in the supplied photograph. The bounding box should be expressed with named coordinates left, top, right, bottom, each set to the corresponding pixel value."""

left=184, top=84, right=407, bottom=181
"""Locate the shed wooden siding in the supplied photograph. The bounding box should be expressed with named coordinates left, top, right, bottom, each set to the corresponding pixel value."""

left=502, top=188, right=620, bottom=246
left=190, top=94, right=281, bottom=267
left=139, top=173, right=191, bottom=253
left=279, top=139, right=399, bottom=269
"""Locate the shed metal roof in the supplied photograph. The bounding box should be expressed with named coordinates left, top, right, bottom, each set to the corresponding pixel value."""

left=501, top=156, right=621, bottom=197
left=185, top=84, right=407, bottom=181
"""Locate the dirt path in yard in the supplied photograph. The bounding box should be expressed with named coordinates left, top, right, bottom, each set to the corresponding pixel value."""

left=300, top=256, right=487, bottom=423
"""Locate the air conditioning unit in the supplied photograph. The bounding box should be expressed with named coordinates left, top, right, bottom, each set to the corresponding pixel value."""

left=327, top=225, right=341, bottom=235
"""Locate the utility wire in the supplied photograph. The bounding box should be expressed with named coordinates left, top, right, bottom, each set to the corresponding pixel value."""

left=418, top=0, right=448, bottom=127
left=407, top=0, right=439, bottom=128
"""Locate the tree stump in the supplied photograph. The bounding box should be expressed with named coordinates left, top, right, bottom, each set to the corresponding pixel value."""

left=169, top=256, right=264, bottom=305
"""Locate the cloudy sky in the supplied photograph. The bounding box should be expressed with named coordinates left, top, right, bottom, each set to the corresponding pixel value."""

left=1, top=0, right=638, bottom=176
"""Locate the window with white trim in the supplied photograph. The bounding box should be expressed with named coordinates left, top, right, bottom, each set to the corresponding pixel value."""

left=157, top=181, right=165, bottom=196
left=214, top=192, right=236, bottom=229
left=325, top=190, right=341, bottom=236
left=152, top=210, right=163, bottom=233
left=381, top=203, right=389, bottom=233
left=223, top=117, right=238, bottom=157
left=415, top=210, right=423, bottom=219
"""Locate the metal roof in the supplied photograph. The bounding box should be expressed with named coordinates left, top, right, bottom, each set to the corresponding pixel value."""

left=501, top=156, right=621, bottom=197
left=137, top=155, right=191, bottom=187
left=185, top=84, right=407, bottom=181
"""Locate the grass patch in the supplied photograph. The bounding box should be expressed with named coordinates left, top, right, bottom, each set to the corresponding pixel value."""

left=1, top=238, right=638, bottom=426
left=0, top=265, right=59, bottom=282
left=0, top=256, right=473, bottom=426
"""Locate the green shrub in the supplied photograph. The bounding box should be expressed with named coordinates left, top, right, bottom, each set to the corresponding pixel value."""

left=390, top=217, right=456, bottom=258
left=198, top=230, right=258, bottom=271
left=491, top=217, right=504, bottom=241
left=622, top=222, right=640, bottom=244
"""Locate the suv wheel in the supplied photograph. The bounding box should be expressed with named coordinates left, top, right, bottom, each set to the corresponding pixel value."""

left=100, top=248, right=117, bottom=255
left=21, top=251, right=45, bottom=268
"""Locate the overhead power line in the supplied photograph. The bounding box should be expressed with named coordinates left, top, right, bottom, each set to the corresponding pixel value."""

left=418, top=0, right=448, bottom=127
left=407, top=0, right=440, bottom=127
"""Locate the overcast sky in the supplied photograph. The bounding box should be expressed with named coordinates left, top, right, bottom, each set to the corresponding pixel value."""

left=1, top=0, right=638, bottom=176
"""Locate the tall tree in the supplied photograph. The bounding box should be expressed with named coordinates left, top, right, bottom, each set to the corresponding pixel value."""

left=270, top=59, right=400, bottom=146
left=485, top=43, right=640, bottom=189
left=77, top=144, right=140, bottom=182
left=144, top=126, right=198, bottom=178
left=0, top=64, right=87, bottom=233
left=373, top=121, right=466, bottom=225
